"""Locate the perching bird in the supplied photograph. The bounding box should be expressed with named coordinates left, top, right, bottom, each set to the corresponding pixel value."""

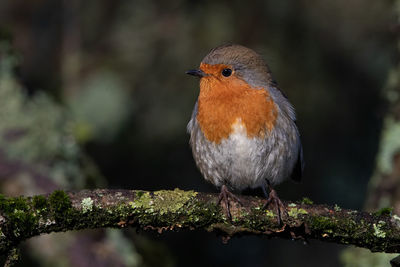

left=186, top=44, right=304, bottom=223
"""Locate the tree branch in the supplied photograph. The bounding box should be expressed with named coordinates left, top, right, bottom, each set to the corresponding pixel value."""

left=0, top=188, right=399, bottom=259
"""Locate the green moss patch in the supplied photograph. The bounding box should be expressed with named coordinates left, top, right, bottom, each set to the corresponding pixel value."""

left=0, top=194, right=38, bottom=238
left=374, top=207, right=393, bottom=217
left=288, top=208, right=308, bottom=219
left=130, top=188, right=198, bottom=215
left=301, top=197, right=314, bottom=205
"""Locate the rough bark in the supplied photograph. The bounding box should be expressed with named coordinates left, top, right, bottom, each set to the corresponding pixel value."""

left=1, top=188, right=399, bottom=264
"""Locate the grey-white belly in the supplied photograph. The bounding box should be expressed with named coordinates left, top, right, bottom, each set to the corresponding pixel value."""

left=189, top=117, right=299, bottom=191
left=191, top=120, right=267, bottom=191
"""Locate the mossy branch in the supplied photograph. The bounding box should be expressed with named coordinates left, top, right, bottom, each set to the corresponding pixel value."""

left=1, top=189, right=400, bottom=260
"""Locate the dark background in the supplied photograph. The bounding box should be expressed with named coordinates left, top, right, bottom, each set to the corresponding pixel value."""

left=0, top=0, right=397, bottom=266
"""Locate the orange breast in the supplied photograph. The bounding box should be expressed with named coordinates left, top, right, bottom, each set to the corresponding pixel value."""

left=196, top=64, right=278, bottom=144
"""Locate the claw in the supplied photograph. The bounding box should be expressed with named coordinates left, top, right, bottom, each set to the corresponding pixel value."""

left=218, top=185, right=242, bottom=220
left=262, top=185, right=287, bottom=225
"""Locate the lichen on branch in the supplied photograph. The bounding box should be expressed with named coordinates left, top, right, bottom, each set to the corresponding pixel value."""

left=0, top=188, right=400, bottom=261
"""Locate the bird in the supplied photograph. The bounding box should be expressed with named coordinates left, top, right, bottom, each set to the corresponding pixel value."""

left=186, top=44, right=304, bottom=223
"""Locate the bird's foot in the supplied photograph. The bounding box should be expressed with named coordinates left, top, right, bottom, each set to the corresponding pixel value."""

left=263, top=188, right=287, bottom=225
left=217, top=185, right=242, bottom=220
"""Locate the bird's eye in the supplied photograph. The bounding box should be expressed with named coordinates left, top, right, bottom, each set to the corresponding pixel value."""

left=221, top=68, right=232, bottom=77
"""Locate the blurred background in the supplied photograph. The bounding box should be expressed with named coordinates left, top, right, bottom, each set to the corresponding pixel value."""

left=0, top=0, right=398, bottom=266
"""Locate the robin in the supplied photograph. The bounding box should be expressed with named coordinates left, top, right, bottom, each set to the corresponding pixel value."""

left=186, top=44, right=304, bottom=223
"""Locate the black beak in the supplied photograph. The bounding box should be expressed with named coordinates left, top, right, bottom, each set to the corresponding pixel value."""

left=186, top=69, right=206, bottom=78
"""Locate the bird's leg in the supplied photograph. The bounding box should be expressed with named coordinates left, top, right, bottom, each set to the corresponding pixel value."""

left=262, top=181, right=287, bottom=225
left=217, top=184, right=242, bottom=220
